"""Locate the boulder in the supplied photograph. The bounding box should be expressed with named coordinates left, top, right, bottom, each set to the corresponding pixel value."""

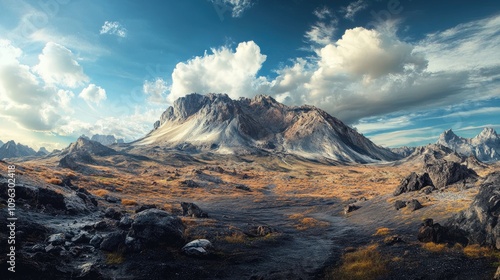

left=182, top=239, right=213, bottom=256
left=344, top=204, right=360, bottom=215
left=393, top=172, right=433, bottom=196
left=71, top=231, right=92, bottom=244
left=425, top=159, right=478, bottom=189
left=130, top=208, right=185, bottom=247
left=105, top=207, right=123, bottom=220
left=394, top=200, right=407, bottom=210
left=180, top=202, right=208, bottom=218
left=235, top=184, right=251, bottom=192
left=119, top=215, right=133, bottom=229
left=104, top=195, right=120, bottom=203
left=135, top=204, right=157, bottom=213
left=89, top=235, right=103, bottom=248
left=406, top=199, right=423, bottom=211
left=100, top=232, right=125, bottom=251
left=47, top=233, right=66, bottom=245
left=417, top=219, right=448, bottom=243
left=447, top=172, right=500, bottom=248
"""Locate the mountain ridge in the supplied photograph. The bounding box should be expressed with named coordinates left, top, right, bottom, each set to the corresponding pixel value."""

left=436, top=127, right=500, bottom=162
left=136, top=93, right=400, bottom=163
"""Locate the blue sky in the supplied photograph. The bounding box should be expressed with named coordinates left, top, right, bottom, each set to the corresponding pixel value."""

left=0, top=0, right=499, bottom=151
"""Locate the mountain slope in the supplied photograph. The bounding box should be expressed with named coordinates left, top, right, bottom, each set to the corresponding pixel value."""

left=136, top=93, right=400, bottom=163
left=436, top=128, right=500, bottom=162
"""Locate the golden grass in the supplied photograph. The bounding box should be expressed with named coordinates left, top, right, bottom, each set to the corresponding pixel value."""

left=463, top=244, right=494, bottom=258
left=373, top=227, right=391, bottom=236
left=288, top=213, right=329, bottom=230
left=46, top=178, right=63, bottom=185
left=224, top=232, right=247, bottom=244
left=422, top=242, right=447, bottom=253
left=327, top=244, right=387, bottom=280
left=92, top=189, right=110, bottom=197
left=121, top=199, right=138, bottom=206
left=105, top=251, right=125, bottom=265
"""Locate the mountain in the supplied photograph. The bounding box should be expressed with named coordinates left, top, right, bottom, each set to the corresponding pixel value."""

left=35, top=147, right=50, bottom=157
left=390, top=146, right=416, bottom=158
left=135, top=93, right=400, bottom=163
left=59, top=137, right=118, bottom=169
left=436, top=128, right=500, bottom=162
left=0, top=140, right=37, bottom=159
left=0, top=140, right=3, bottom=147
left=90, top=134, right=125, bottom=145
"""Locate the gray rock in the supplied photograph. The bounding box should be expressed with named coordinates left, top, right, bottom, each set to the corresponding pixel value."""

left=394, top=172, right=434, bottom=196
left=47, top=233, right=66, bottom=245
left=131, top=208, right=185, bottom=247
left=406, top=199, right=423, bottom=211
left=425, top=159, right=478, bottom=189
left=119, top=215, right=133, bottom=229
left=182, top=239, right=213, bottom=256
left=235, top=184, right=251, bottom=192
left=180, top=202, right=208, bottom=218
left=100, top=232, right=124, bottom=251
left=89, top=235, right=103, bottom=248
left=71, top=231, right=92, bottom=244
left=394, top=200, right=407, bottom=210
left=344, top=204, right=360, bottom=215
left=93, top=220, right=108, bottom=230
left=105, top=207, right=122, bottom=220
left=104, top=195, right=121, bottom=203
left=417, top=219, right=447, bottom=243
left=45, top=244, right=65, bottom=254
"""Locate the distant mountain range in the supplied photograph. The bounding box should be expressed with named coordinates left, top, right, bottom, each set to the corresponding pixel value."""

left=0, top=140, right=45, bottom=160
left=81, top=134, right=125, bottom=145
left=136, top=93, right=400, bottom=163
left=436, top=128, right=500, bottom=162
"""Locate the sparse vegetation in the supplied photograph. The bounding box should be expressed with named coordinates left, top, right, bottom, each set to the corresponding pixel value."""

left=422, top=242, right=447, bottom=253
left=105, top=251, right=125, bottom=265
left=374, top=227, right=391, bottom=236
left=463, top=244, right=494, bottom=258
left=46, top=178, right=63, bottom=185
left=121, top=199, right=138, bottom=206
left=224, top=232, right=247, bottom=244
left=92, top=189, right=110, bottom=197
left=327, top=244, right=387, bottom=280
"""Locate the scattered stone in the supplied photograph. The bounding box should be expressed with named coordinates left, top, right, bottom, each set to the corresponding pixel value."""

left=89, top=235, right=103, bottom=248
left=180, top=180, right=201, bottom=188
left=393, top=172, right=433, bottom=196
left=181, top=202, right=208, bottom=218
left=417, top=219, right=447, bottom=243
left=394, top=200, right=407, bottom=210
left=30, top=244, right=46, bottom=253
left=125, top=236, right=142, bottom=252
left=344, top=204, right=360, bottom=215
left=100, top=232, right=125, bottom=252
left=135, top=204, right=157, bottom=213
left=105, top=207, right=122, bottom=220
left=47, top=233, right=66, bottom=245
left=182, top=239, right=213, bottom=256
left=406, top=199, right=423, bottom=211
left=130, top=208, right=185, bottom=247
left=45, top=244, right=65, bottom=254
left=104, top=195, right=120, bottom=203
left=94, top=220, right=108, bottom=230
left=119, top=215, right=133, bottom=229
left=419, top=185, right=436, bottom=195
left=235, top=184, right=251, bottom=192
left=71, top=231, right=92, bottom=244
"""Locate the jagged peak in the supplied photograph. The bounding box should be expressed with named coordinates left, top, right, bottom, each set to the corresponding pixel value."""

left=477, top=127, right=497, bottom=138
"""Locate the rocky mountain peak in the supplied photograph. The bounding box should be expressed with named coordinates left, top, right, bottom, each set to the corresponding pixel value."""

left=64, top=137, right=117, bottom=157
left=476, top=127, right=497, bottom=140
left=141, top=93, right=400, bottom=163
left=0, top=140, right=37, bottom=159
left=436, top=127, right=500, bottom=162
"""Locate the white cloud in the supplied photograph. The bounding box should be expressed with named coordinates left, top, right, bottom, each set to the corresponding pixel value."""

left=210, top=0, right=254, bottom=18
left=143, top=78, right=169, bottom=103
left=169, top=41, right=267, bottom=102
left=79, top=84, right=107, bottom=105
left=305, top=22, right=336, bottom=45
left=342, top=0, right=367, bottom=20
left=33, top=42, right=89, bottom=88
left=100, top=21, right=127, bottom=38
left=313, top=7, right=332, bottom=20
left=0, top=39, right=22, bottom=66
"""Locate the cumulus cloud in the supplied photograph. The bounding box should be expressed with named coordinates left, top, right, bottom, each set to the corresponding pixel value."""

left=100, top=21, right=127, bottom=38
left=306, top=7, right=337, bottom=46
left=143, top=78, right=169, bottom=103
left=342, top=0, right=367, bottom=20
left=79, top=84, right=107, bottom=105
left=34, top=42, right=89, bottom=88
left=169, top=41, right=267, bottom=102
left=210, top=0, right=254, bottom=18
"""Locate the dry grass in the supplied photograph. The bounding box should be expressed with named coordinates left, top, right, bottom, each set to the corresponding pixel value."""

left=327, top=244, right=387, bottom=280
left=224, top=232, right=247, bottom=244
left=422, top=242, right=447, bottom=253
left=92, top=189, right=110, bottom=197
left=373, top=227, right=391, bottom=236
left=46, top=178, right=63, bottom=185
left=105, top=251, right=125, bottom=265
left=121, top=199, right=138, bottom=206
left=288, top=213, right=329, bottom=230
left=462, top=244, right=494, bottom=258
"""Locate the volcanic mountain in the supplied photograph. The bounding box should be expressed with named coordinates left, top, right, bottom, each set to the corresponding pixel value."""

left=436, top=128, right=500, bottom=162
left=135, top=93, right=400, bottom=163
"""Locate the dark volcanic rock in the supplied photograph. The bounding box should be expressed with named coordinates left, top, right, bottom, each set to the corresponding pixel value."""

left=130, top=208, right=185, bottom=247
left=406, top=199, right=423, bottom=211
left=425, top=159, right=478, bottom=189
left=100, top=232, right=125, bottom=251
left=105, top=207, right=123, bottom=220
left=235, top=184, right=252, bottom=192
left=181, top=202, right=208, bottom=218
left=417, top=218, right=448, bottom=243
left=135, top=204, right=157, bottom=213
left=447, top=172, right=500, bottom=248
left=344, top=204, right=360, bottom=215
left=394, top=200, right=407, bottom=210
left=393, top=172, right=434, bottom=196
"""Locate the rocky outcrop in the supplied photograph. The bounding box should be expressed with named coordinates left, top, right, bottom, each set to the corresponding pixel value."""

left=182, top=239, right=213, bottom=256
left=393, top=172, right=434, bottom=196
left=417, top=219, right=448, bottom=243
left=130, top=208, right=185, bottom=247
left=180, top=202, right=208, bottom=218
left=447, top=172, right=500, bottom=248
left=425, top=159, right=478, bottom=189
